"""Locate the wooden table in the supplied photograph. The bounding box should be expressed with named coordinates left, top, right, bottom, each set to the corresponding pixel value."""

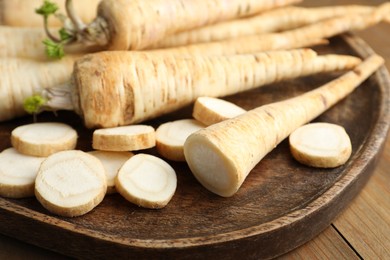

left=1, top=0, right=389, bottom=259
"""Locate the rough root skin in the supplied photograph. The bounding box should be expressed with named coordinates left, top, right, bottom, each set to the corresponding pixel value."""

left=184, top=54, right=384, bottom=197
left=72, top=49, right=361, bottom=128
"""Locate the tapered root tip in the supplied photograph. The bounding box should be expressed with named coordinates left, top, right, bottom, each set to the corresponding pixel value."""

left=184, top=133, right=239, bottom=197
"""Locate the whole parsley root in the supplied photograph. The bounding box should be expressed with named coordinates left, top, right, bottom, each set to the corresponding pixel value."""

left=3, top=3, right=388, bottom=60
left=35, top=0, right=302, bottom=58
left=150, top=3, right=390, bottom=56
left=150, top=5, right=374, bottom=49
left=24, top=49, right=361, bottom=128
left=0, top=56, right=77, bottom=122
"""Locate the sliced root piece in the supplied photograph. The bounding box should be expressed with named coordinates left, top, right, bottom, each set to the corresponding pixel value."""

left=0, top=148, right=45, bottom=198
left=88, top=150, right=133, bottom=194
left=193, top=97, right=247, bottom=126
left=92, top=125, right=155, bottom=151
left=115, top=154, right=177, bottom=209
left=35, top=150, right=107, bottom=217
left=183, top=54, right=383, bottom=197
left=289, top=122, right=352, bottom=168
left=156, top=119, right=205, bottom=161
left=11, top=122, right=78, bottom=157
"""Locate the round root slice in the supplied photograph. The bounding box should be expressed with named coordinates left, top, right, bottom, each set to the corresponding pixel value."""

left=115, top=154, right=177, bottom=209
left=156, top=119, right=205, bottom=161
left=0, top=148, right=45, bottom=198
left=193, top=97, right=247, bottom=126
left=92, top=125, right=155, bottom=151
left=11, top=122, right=78, bottom=157
left=88, top=150, right=133, bottom=194
left=35, top=150, right=107, bottom=217
left=289, top=122, right=352, bottom=168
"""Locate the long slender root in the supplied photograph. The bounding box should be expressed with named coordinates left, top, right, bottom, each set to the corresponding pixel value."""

left=183, top=54, right=384, bottom=197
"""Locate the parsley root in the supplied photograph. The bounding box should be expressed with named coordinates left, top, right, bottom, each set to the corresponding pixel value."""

left=31, top=49, right=361, bottom=128
left=35, top=150, right=107, bottom=217
left=0, top=148, right=45, bottom=198
left=0, top=56, right=77, bottom=121
left=183, top=54, right=384, bottom=197
left=289, top=122, right=352, bottom=168
left=36, top=0, right=302, bottom=57
left=151, top=5, right=374, bottom=49
left=115, top=153, right=177, bottom=209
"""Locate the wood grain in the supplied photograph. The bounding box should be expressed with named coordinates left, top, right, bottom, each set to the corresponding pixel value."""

left=1, top=0, right=390, bottom=258
left=278, top=0, right=390, bottom=258
left=332, top=139, right=390, bottom=259
left=278, top=227, right=360, bottom=260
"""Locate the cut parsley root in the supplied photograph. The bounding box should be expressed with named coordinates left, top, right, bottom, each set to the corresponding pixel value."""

left=0, top=148, right=45, bottom=198
left=28, top=49, right=361, bottom=128
left=88, top=151, right=133, bottom=194
left=11, top=122, right=78, bottom=157
left=92, top=125, right=156, bottom=151
left=193, top=97, right=246, bottom=126
left=115, top=153, right=177, bottom=209
left=289, top=122, right=352, bottom=168
left=156, top=119, right=205, bottom=161
left=183, top=54, right=384, bottom=197
left=35, top=150, right=107, bottom=217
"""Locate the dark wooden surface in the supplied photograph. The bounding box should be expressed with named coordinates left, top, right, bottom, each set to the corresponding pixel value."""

left=1, top=0, right=390, bottom=259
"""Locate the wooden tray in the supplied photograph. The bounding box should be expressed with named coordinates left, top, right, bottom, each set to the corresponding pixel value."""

left=0, top=34, right=389, bottom=259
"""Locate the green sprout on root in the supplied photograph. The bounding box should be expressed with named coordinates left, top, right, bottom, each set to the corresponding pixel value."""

left=35, top=0, right=109, bottom=59
left=35, top=0, right=71, bottom=59
left=24, top=95, right=48, bottom=121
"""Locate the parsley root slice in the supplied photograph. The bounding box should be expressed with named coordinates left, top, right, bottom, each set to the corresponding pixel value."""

left=151, top=5, right=374, bottom=49
left=289, top=122, right=352, bottom=168
left=193, top=97, right=246, bottom=126
left=35, top=150, right=107, bottom=217
left=115, top=153, right=177, bottom=209
left=183, top=54, right=384, bottom=197
left=11, top=122, right=78, bottom=157
left=0, top=148, right=45, bottom=199
left=88, top=151, right=133, bottom=194
left=92, top=125, right=156, bottom=151
left=38, top=49, right=361, bottom=128
left=156, top=119, right=205, bottom=162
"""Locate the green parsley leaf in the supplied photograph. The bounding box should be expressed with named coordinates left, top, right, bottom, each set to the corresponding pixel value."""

left=43, top=39, right=65, bottom=59
left=59, top=28, right=73, bottom=42
left=35, top=0, right=59, bottom=18
left=23, top=95, right=48, bottom=114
